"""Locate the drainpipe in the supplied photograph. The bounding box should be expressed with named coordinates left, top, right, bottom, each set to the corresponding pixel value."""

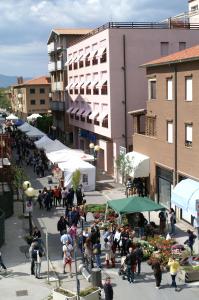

left=122, top=34, right=128, bottom=150
left=173, top=64, right=178, bottom=187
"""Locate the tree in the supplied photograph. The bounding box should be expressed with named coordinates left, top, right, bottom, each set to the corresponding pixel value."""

left=36, top=114, right=53, bottom=134
left=116, top=153, right=133, bottom=184
left=11, top=165, right=27, bottom=200
left=72, top=169, right=81, bottom=192
left=0, top=89, right=11, bottom=110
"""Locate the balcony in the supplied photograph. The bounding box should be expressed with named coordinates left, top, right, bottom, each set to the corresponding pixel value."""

left=47, top=42, right=55, bottom=53
left=48, top=62, right=56, bottom=72
left=57, top=60, right=63, bottom=70
left=50, top=101, right=65, bottom=112
left=51, top=82, right=64, bottom=91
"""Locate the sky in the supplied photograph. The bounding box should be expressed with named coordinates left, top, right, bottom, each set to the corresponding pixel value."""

left=0, top=0, right=188, bottom=77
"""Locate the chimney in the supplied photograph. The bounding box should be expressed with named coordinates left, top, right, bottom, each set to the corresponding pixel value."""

left=17, top=76, right=23, bottom=84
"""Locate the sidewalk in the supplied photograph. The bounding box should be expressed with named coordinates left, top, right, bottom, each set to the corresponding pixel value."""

left=1, top=160, right=199, bottom=300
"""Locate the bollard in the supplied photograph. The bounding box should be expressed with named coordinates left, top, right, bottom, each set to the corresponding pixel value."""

left=91, top=268, right=102, bottom=287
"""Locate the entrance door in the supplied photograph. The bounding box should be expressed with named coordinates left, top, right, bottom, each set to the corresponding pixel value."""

left=157, top=166, right=173, bottom=208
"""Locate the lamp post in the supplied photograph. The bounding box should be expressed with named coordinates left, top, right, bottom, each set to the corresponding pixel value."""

left=89, top=143, right=100, bottom=166
left=24, top=184, right=35, bottom=236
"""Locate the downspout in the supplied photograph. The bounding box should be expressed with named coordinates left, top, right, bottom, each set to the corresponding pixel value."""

left=174, top=64, right=178, bottom=187
left=122, top=35, right=128, bottom=150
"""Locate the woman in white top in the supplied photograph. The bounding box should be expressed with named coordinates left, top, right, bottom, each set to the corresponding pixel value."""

left=63, top=240, right=73, bottom=277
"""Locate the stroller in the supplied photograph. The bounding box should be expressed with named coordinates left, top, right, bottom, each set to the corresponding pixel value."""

left=118, top=256, right=128, bottom=280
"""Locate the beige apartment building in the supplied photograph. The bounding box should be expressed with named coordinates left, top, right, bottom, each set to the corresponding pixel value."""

left=131, top=44, right=199, bottom=224
left=11, top=76, right=51, bottom=119
left=47, top=28, right=91, bottom=144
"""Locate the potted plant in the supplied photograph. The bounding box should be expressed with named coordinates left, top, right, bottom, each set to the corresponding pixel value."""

left=53, top=288, right=76, bottom=300
left=79, top=287, right=101, bottom=300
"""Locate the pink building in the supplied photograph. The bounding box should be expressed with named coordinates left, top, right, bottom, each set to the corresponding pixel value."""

left=66, top=22, right=199, bottom=177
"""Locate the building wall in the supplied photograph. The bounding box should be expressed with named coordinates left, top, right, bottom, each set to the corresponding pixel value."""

left=67, top=26, right=199, bottom=175
left=188, top=0, right=199, bottom=22
left=133, top=61, right=199, bottom=199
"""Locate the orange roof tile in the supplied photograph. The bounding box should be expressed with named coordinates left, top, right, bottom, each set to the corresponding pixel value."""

left=23, top=76, right=50, bottom=86
left=53, top=28, right=91, bottom=35
left=142, top=44, right=199, bottom=68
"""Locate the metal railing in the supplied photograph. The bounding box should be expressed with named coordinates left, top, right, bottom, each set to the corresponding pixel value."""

left=69, top=21, right=199, bottom=46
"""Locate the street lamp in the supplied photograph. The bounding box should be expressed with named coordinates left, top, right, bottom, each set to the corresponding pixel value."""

left=89, top=143, right=100, bottom=165
left=24, top=184, right=35, bottom=236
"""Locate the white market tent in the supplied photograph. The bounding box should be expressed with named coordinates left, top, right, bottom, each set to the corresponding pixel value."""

left=58, top=159, right=96, bottom=191
left=6, top=113, right=18, bottom=120
left=46, top=148, right=94, bottom=164
left=125, top=151, right=150, bottom=178
left=44, top=139, right=68, bottom=153
left=18, top=122, right=33, bottom=132
left=27, top=113, right=42, bottom=121
left=26, top=127, right=46, bottom=138
left=34, top=136, right=54, bottom=149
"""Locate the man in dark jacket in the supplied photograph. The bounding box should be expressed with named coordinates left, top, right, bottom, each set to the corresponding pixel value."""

left=134, top=243, right=143, bottom=275
left=57, top=216, right=69, bottom=235
left=103, top=276, right=113, bottom=300
left=125, top=247, right=137, bottom=283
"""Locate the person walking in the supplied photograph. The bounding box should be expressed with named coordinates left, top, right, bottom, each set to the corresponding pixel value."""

left=37, top=190, right=43, bottom=209
left=34, top=245, right=43, bottom=279
left=0, top=251, right=7, bottom=271
left=159, top=210, right=166, bottom=235
left=93, top=239, right=102, bottom=268
left=150, top=258, right=162, bottom=289
left=134, top=243, right=143, bottom=275
left=169, top=208, right=176, bottom=236
left=103, top=276, right=113, bottom=300
left=125, top=247, right=137, bottom=283
left=168, top=256, right=180, bottom=291
left=57, top=216, right=69, bottom=236
left=185, top=230, right=197, bottom=255
left=63, top=240, right=73, bottom=277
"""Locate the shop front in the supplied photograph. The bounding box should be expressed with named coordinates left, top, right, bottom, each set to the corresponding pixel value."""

left=156, top=166, right=173, bottom=209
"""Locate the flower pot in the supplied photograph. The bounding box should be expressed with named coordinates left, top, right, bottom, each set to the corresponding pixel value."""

left=53, top=288, right=76, bottom=300
left=79, top=288, right=101, bottom=300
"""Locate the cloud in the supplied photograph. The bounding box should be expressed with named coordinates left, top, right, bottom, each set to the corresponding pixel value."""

left=0, top=0, right=187, bottom=76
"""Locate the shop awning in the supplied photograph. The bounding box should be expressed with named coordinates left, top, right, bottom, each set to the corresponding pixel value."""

left=66, top=106, right=74, bottom=113
left=65, top=57, right=72, bottom=66
left=96, top=78, right=107, bottom=89
left=89, top=49, right=98, bottom=60
left=97, top=47, right=106, bottom=57
left=82, top=79, right=91, bottom=89
left=89, top=110, right=99, bottom=120
left=107, top=196, right=165, bottom=215
left=171, top=178, right=199, bottom=216
left=97, top=111, right=108, bottom=122
left=65, top=82, right=73, bottom=90
left=125, top=151, right=150, bottom=178
left=76, top=107, right=85, bottom=116
left=90, top=79, right=99, bottom=88
left=82, top=108, right=92, bottom=118
left=70, top=107, right=79, bottom=115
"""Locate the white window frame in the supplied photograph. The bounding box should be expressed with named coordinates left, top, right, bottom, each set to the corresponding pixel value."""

left=167, top=121, right=173, bottom=144
left=167, top=78, right=173, bottom=100
left=148, top=79, right=156, bottom=100
left=185, top=123, right=193, bottom=146
left=185, top=77, right=192, bottom=101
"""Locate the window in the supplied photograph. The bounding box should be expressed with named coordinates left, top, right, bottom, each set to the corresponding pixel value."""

left=86, top=84, right=91, bottom=95
left=191, top=5, right=198, bottom=11
left=100, top=50, right=107, bottom=63
left=185, top=77, right=192, bottom=101
left=167, top=121, right=173, bottom=143
left=148, top=79, right=156, bottom=100
left=166, top=78, right=173, bottom=100
left=185, top=123, right=192, bottom=147
left=145, top=116, right=156, bottom=136
left=40, top=88, right=45, bottom=94
left=74, top=62, right=78, bottom=70
left=85, top=54, right=90, bottom=67
left=101, top=81, right=107, bottom=95
left=179, top=42, right=186, bottom=51
left=79, top=60, right=83, bottom=68
left=40, top=99, right=45, bottom=105
left=102, top=116, right=108, bottom=128
left=30, top=88, right=35, bottom=94
left=160, top=42, right=169, bottom=56
left=69, top=64, right=72, bottom=71
left=30, top=99, right=36, bottom=105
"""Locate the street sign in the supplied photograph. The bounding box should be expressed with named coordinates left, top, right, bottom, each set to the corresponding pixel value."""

left=25, top=200, right=33, bottom=213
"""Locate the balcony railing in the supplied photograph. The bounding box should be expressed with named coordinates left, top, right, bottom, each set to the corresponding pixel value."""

left=69, top=21, right=199, bottom=46
left=47, top=42, right=55, bottom=53
left=51, top=82, right=64, bottom=91
left=56, top=60, right=63, bottom=70
left=48, top=62, right=56, bottom=72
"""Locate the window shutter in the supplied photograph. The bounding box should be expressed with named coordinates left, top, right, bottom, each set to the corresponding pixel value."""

left=167, top=122, right=173, bottom=143
left=186, top=125, right=192, bottom=142
left=167, top=79, right=172, bottom=100
left=186, top=77, right=192, bottom=101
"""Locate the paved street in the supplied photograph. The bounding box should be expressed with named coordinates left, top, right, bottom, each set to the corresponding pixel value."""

left=0, top=162, right=199, bottom=300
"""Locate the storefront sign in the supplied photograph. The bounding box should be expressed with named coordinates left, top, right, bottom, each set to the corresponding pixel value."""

left=25, top=200, right=33, bottom=213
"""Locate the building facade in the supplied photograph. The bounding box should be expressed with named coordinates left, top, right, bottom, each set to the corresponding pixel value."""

left=11, top=76, right=51, bottom=119
left=66, top=22, right=199, bottom=176
left=131, top=45, right=199, bottom=224
left=47, top=29, right=91, bottom=144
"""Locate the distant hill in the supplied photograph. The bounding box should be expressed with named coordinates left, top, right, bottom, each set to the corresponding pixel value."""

left=0, top=74, right=31, bottom=88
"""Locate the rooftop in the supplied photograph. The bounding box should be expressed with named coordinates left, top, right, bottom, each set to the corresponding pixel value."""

left=47, top=28, right=92, bottom=44
left=141, top=44, right=199, bottom=68
left=13, top=76, right=50, bottom=87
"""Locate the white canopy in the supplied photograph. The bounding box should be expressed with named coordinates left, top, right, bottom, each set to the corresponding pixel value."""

left=46, top=148, right=94, bottom=164
left=27, top=113, right=42, bottom=121
left=58, top=159, right=96, bottom=191
left=34, top=136, right=54, bottom=149
left=44, top=139, right=68, bottom=153
left=125, top=151, right=150, bottom=178
left=18, top=122, right=33, bottom=132
left=26, top=127, right=46, bottom=138
left=6, top=113, right=18, bottom=120
left=171, top=178, right=199, bottom=217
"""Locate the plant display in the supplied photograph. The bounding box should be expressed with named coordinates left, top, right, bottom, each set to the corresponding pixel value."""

left=54, top=288, right=74, bottom=297
left=79, top=287, right=98, bottom=297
